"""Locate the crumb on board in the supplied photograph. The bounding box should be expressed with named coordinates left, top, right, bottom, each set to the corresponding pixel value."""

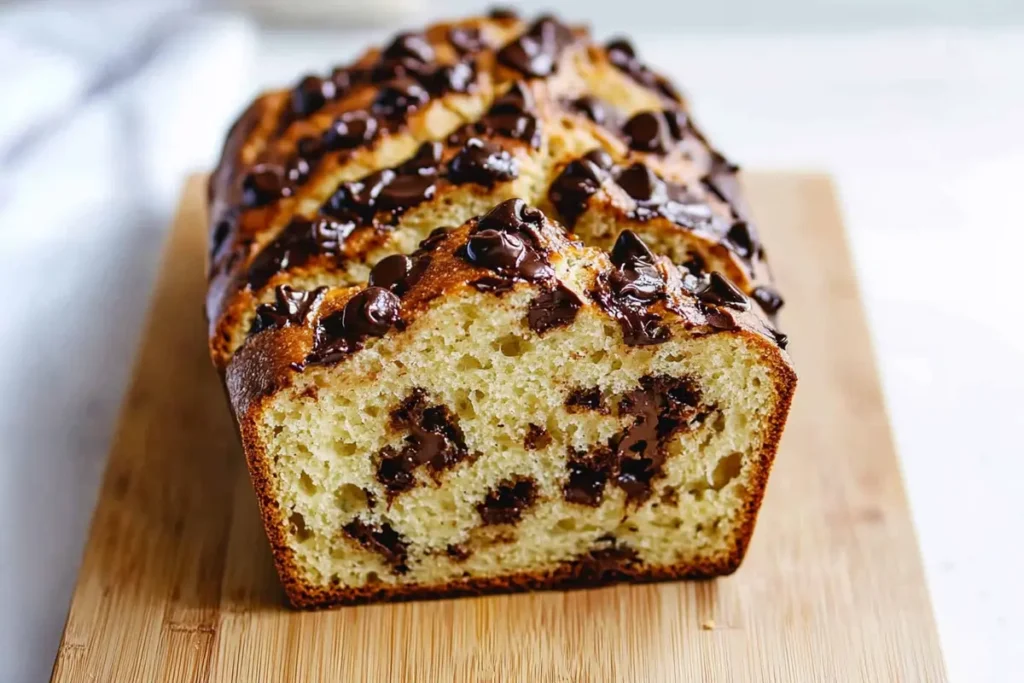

left=701, top=619, right=716, bottom=631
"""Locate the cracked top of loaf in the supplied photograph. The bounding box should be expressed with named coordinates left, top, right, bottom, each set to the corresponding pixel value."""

left=206, top=9, right=784, bottom=372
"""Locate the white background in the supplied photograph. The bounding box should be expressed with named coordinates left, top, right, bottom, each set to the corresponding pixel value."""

left=1, top=2, right=1023, bottom=681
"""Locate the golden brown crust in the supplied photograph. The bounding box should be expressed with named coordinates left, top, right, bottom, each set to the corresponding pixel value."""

left=210, top=10, right=797, bottom=609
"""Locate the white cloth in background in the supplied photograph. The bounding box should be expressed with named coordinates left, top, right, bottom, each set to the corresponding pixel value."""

left=0, top=4, right=256, bottom=682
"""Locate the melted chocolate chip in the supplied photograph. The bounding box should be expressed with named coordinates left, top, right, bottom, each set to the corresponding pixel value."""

left=547, top=151, right=612, bottom=227
left=751, top=285, right=784, bottom=315
left=246, top=218, right=355, bottom=290
left=463, top=81, right=539, bottom=147
left=427, top=61, right=476, bottom=95
left=305, top=287, right=400, bottom=365
left=615, top=163, right=665, bottom=203
left=497, top=16, right=573, bottom=78
left=771, top=328, right=789, bottom=350
left=369, top=254, right=413, bottom=291
left=725, top=222, right=756, bottom=260
left=376, top=173, right=436, bottom=211
left=322, top=144, right=438, bottom=225
left=449, top=26, right=486, bottom=54
left=447, top=138, right=518, bottom=186
left=289, top=75, right=336, bottom=118
left=488, top=6, right=519, bottom=20
left=249, top=285, right=327, bottom=336
left=460, top=199, right=553, bottom=282
left=382, top=32, right=434, bottom=64
left=565, top=387, right=604, bottom=412
left=241, top=163, right=287, bottom=208
left=622, top=111, right=673, bottom=154
left=372, top=77, right=429, bottom=119
left=610, top=229, right=655, bottom=266
left=524, top=424, right=552, bottom=450
left=400, top=141, right=444, bottom=175
left=527, top=284, right=582, bottom=334
left=568, top=95, right=611, bottom=125
left=564, top=447, right=614, bottom=506
left=696, top=272, right=749, bottom=311
left=477, top=476, right=538, bottom=525
left=592, top=230, right=670, bottom=346
left=342, top=519, right=409, bottom=573
left=471, top=276, right=516, bottom=294
left=323, top=110, right=378, bottom=150
left=612, top=375, right=703, bottom=502
left=376, top=389, right=470, bottom=497
left=572, top=544, right=640, bottom=581
left=446, top=544, right=471, bottom=561
left=605, top=38, right=681, bottom=102
left=418, top=226, right=450, bottom=251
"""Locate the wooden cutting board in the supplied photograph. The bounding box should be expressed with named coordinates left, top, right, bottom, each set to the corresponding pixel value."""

left=51, top=173, right=947, bottom=682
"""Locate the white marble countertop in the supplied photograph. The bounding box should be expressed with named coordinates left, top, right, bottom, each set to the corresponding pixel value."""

left=1, top=8, right=1022, bottom=682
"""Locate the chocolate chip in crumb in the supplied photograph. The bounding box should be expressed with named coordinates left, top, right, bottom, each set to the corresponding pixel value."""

left=565, top=387, right=605, bottom=412
left=496, top=16, right=573, bottom=78
left=478, top=477, right=538, bottom=525
left=376, top=390, right=470, bottom=498
left=371, top=77, right=429, bottom=118
left=564, top=448, right=614, bottom=506
left=290, top=74, right=336, bottom=117
left=342, top=519, right=409, bottom=573
left=528, top=284, right=582, bottom=334
left=524, top=424, right=552, bottom=450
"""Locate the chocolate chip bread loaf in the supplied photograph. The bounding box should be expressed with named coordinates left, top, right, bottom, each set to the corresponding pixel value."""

left=207, top=10, right=795, bottom=608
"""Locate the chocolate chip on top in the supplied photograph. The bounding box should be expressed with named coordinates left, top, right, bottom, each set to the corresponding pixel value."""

left=460, top=199, right=554, bottom=282
left=752, top=285, right=784, bottom=316
left=371, top=76, right=430, bottom=119
left=249, top=285, right=328, bottom=336
left=547, top=149, right=614, bottom=227
left=447, top=138, right=519, bottom=186
left=695, top=272, right=750, bottom=311
left=448, top=26, right=486, bottom=54
left=622, top=111, right=673, bottom=154
left=321, top=141, right=441, bottom=225
left=497, top=15, right=574, bottom=78
left=246, top=217, right=356, bottom=291
left=241, top=163, right=288, bottom=208
left=591, top=230, right=670, bottom=346
left=605, top=37, right=682, bottom=102
left=323, top=110, right=379, bottom=151
left=304, top=286, right=401, bottom=366
left=452, top=81, right=540, bottom=148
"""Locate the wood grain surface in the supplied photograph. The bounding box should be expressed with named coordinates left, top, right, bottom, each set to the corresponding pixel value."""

left=50, top=173, right=948, bottom=682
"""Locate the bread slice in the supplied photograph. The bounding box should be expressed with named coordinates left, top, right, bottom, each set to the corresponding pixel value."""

left=209, top=11, right=795, bottom=607
left=225, top=200, right=794, bottom=606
